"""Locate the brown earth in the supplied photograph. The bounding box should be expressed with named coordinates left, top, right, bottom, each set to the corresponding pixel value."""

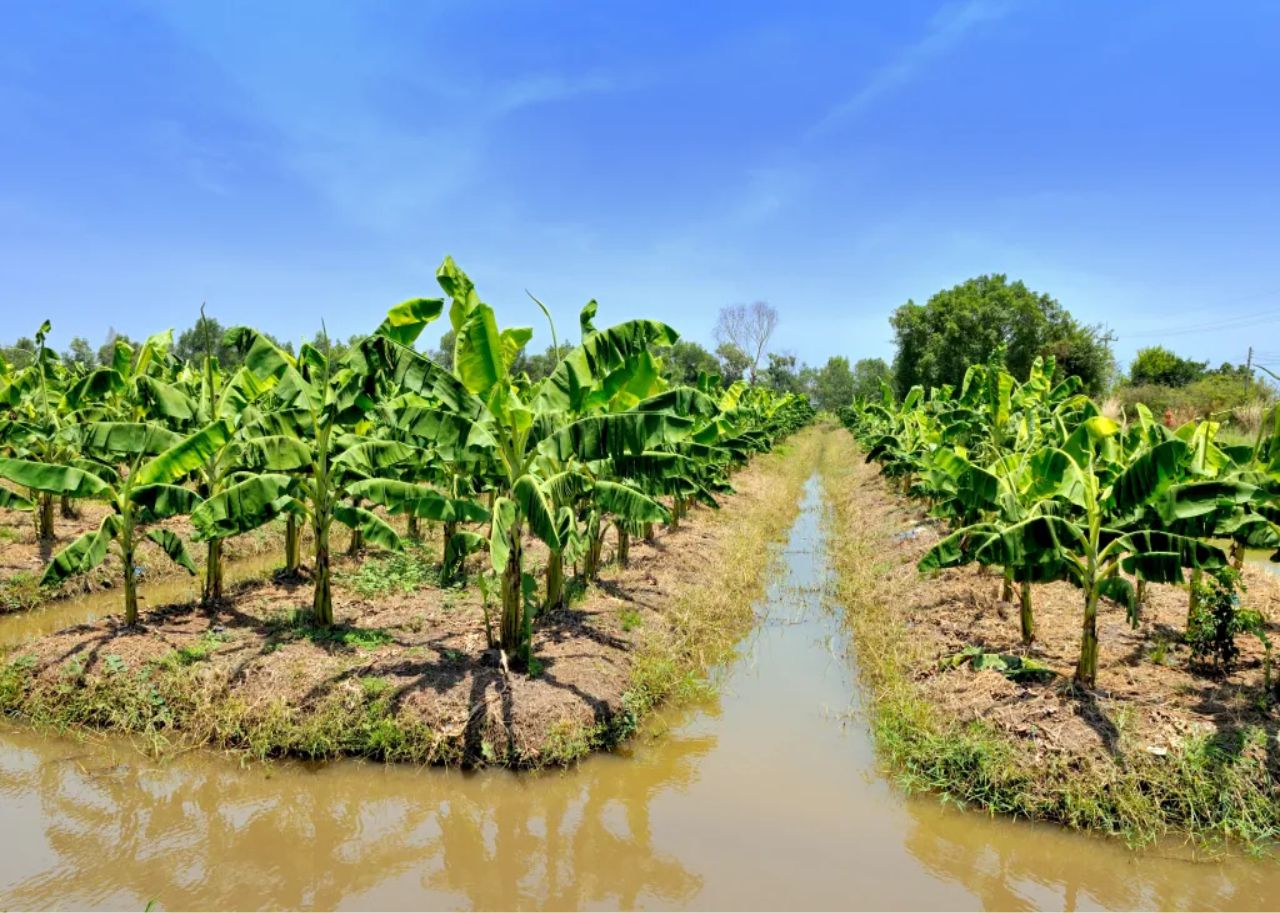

left=1, top=433, right=815, bottom=766
left=836, top=448, right=1280, bottom=772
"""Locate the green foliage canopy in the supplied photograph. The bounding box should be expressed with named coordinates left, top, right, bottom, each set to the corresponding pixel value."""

left=890, top=275, right=1113, bottom=397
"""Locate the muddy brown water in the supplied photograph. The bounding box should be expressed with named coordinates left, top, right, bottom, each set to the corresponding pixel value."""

left=0, top=477, right=1277, bottom=910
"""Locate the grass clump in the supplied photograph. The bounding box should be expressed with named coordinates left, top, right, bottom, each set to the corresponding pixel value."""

left=163, top=630, right=232, bottom=668
left=0, top=572, right=45, bottom=613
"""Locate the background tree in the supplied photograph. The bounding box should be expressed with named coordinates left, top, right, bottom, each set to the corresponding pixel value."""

left=1, top=337, right=37, bottom=369
left=514, top=345, right=561, bottom=381
left=715, top=343, right=751, bottom=384
left=714, top=301, right=777, bottom=384
left=307, top=332, right=364, bottom=362
left=812, top=356, right=856, bottom=412
left=850, top=357, right=891, bottom=401
left=1128, top=346, right=1207, bottom=387
left=62, top=337, right=96, bottom=371
left=657, top=340, right=720, bottom=385
left=761, top=352, right=804, bottom=394
left=889, top=274, right=1113, bottom=396
left=429, top=329, right=456, bottom=369
left=175, top=312, right=241, bottom=368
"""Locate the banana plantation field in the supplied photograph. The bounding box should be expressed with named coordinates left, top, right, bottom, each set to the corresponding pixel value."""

left=837, top=358, right=1280, bottom=846
left=0, top=258, right=813, bottom=766
left=3, top=263, right=1280, bottom=906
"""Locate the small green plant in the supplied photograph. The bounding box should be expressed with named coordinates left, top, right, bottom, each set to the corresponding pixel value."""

left=344, top=546, right=437, bottom=598
left=620, top=608, right=643, bottom=632
left=941, top=645, right=1055, bottom=683
left=331, top=627, right=394, bottom=650
left=1186, top=569, right=1266, bottom=675
left=167, top=630, right=231, bottom=667
left=0, top=572, right=45, bottom=612
left=265, top=610, right=393, bottom=651
left=1145, top=633, right=1175, bottom=666
left=359, top=675, right=389, bottom=697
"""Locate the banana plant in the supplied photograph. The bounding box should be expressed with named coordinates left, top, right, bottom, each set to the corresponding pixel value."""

left=0, top=421, right=229, bottom=623
left=179, top=317, right=289, bottom=604
left=357, top=257, right=690, bottom=668
left=0, top=322, right=82, bottom=540
left=195, top=299, right=484, bottom=626
left=921, top=418, right=1229, bottom=686
left=63, top=329, right=194, bottom=425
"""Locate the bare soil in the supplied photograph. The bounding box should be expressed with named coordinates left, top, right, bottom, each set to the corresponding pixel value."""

left=840, top=454, right=1280, bottom=772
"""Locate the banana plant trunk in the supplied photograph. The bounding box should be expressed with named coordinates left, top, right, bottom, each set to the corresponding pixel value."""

left=1019, top=579, right=1034, bottom=646
left=347, top=497, right=364, bottom=555
left=1001, top=567, right=1015, bottom=602
left=407, top=513, right=421, bottom=541
left=35, top=492, right=55, bottom=542
left=313, top=519, right=333, bottom=626
left=545, top=550, right=564, bottom=612
left=1186, top=568, right=1202, bottom=631
left=285, top=514, right=301, bottom=574
left=1075, top=584, right=1100, bottom=687
left=441, top=519, right=459, bottom=581
left=202, top=538, right=224, bottom=605
left=499, top=524, right=525, bottom=661
left=121, top=515, right=139, bottom=626
left=616, top=523, right=630, bottom=568
left=643, top=522, right=655, bottom=542
left=583, top=517, right=603, bottom=581
left=59, top=494, right=78, bottom=519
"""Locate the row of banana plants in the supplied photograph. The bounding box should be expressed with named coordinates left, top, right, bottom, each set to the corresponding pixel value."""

left=0, top=258, right=813, bottom=670
left=839, top=356, right=1280, bottom=687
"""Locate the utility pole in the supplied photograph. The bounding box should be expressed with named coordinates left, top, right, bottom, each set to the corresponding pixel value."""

left=1246, top=346, right=1253, bottom=394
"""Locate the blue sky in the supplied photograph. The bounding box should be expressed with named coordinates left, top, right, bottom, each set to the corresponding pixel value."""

left=2, top=0, right=1278, bottom=374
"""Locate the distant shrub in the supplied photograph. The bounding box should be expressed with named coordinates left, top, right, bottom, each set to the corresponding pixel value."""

left=1112, top=375, right=1275, bottom=428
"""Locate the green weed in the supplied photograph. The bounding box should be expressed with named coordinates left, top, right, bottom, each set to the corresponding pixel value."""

left=343, top=546, right=437, bottom=598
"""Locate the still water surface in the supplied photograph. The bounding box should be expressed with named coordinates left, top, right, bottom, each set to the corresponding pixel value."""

left=0, top=477, right=1276, bottom=909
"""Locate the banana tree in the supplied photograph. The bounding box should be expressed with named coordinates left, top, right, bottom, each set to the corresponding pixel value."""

left=922, top=418, right=1228, bottom=687
left=63, top=330, right=194, bottom=426
left=357, top=258, right=689, bottom=667
left=0, top=421, right=229, bottom=623
left=196, top=299, right=483, bottom=626
left=0, top=322, right=83, bottom=540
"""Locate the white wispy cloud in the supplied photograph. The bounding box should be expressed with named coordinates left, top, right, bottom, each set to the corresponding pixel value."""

left=143, top=4, right=621, bottom=231
left=806, top=0, right=1016, bottom=140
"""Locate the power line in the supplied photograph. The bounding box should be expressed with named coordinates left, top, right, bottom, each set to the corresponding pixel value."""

left=1119, top=306, right=1280, bottom=339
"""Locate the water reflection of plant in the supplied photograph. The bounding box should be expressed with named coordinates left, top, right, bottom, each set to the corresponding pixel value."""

left=0, top=727, right=714, bottom=910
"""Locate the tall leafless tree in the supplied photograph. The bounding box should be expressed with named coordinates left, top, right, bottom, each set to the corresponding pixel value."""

left=713, top=301, right=778, bottom=384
